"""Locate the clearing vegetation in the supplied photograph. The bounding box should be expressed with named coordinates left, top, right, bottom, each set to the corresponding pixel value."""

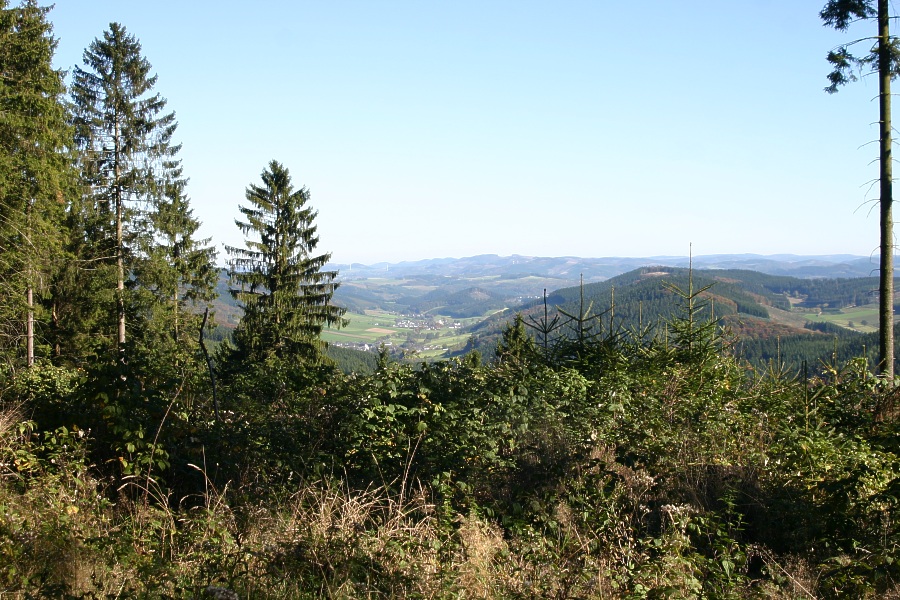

left=5, top=281, right=900, bottom=598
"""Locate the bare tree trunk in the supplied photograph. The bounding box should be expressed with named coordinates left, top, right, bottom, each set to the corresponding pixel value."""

left=879, top=0, right=894, bottom=379
left=26, top=285, right=33, bottom=367
left=51, top=302, right=59, bottom=358
left=26, top=197, right=34, bottom=368
left=115, top=124, right=126, bottom=361
left=198, top=307, right=220, bottom=422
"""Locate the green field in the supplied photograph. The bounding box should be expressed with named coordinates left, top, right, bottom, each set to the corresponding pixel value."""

left=802, top=303, right=886, bottom=333
left=320, top=310, right=403, bottom=344
left=321, top=309, right=489, bottom=357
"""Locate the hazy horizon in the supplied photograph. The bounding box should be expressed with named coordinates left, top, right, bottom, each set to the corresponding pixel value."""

left=50, top=2, right=884, bottom=264
left=324, top=251, right=880, bottom=268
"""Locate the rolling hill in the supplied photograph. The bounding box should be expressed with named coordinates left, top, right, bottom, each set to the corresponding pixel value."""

left=462, top=266, right=893, bottom=370
left=208, top=255, right=896, bottom=371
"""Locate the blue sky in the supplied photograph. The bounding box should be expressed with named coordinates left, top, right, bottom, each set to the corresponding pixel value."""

left=48, top=1, right=885, bottom=264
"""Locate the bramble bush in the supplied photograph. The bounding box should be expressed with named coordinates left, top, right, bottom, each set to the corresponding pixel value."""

left=4, top=279, right=900, bottom=597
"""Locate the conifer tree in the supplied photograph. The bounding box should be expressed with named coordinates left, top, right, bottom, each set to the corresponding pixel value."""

left=821, top=0, right=900, bottom=378
left=133, top=159, right=217, bottom=345
left=72, top=23, right=217, bottom=361
left=0, top=0, right=73, bottom=370
left=226, top=160, right=345, bottom=364
left=72, top=23, right=179, bottom=360
left=496, top=313, right=537, bottom=366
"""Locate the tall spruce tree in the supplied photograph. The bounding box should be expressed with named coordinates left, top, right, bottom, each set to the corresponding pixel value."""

left=0, top=0, right=73, bottom=371
left=821, top=0, right=900, bottom=379
left=226, top=160, right=345, bottom=364
left=63, top=25, right=217, bottom=475
left=134, top=160, right=217, bottom=344
left=69, top=22, right=183, bottom=363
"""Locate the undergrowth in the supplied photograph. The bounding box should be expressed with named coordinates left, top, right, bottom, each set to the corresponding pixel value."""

left=3, top=287, right=900, bottom=598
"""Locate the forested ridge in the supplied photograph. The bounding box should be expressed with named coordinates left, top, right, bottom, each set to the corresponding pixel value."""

left=5, top=3, right=900, bottom=599
left=463, top=266, right=892, bottom=374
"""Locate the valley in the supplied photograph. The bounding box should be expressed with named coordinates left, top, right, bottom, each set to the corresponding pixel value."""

left=212, top=253, right=898, bottom=368
left=320, top=309, right=479, bottom=359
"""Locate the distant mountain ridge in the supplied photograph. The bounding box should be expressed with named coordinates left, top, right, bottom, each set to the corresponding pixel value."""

left=211, top=254, right=891, bottom=369
left=215, top=255, right=883, bottom=326
left=462, top=265, right=887, bottom=369
left=332, top=253, right=880, bottom=282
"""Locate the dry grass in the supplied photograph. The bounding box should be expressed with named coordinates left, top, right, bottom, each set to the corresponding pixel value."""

left=259, top=479, right=444, bottom=598
left=453, top=514, right=507, bottom=598
left=3, top=397, right=888, bottom=599
left=755, top=550, right=820, bottom=599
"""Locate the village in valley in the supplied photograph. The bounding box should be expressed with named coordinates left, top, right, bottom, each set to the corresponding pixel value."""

left=327, top=312, right=466, bottom=357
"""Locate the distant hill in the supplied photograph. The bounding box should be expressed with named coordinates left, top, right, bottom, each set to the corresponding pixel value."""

left=214, top=254, right=884, bottom=323
left=405, top=286, right=507, bottom=318
left=331, top=253, right=882, bottom=283
left=462, top=266, right=890, bottom=370
left=209, top=269, right=241, bottom=330
left=209, top=255, right=894, bottom=370
left=329, top=254, right=886, bottom=319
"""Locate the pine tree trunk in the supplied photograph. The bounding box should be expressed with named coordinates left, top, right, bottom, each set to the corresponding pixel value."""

left=51, top=302, right=60, bottom=358
left=115, top=125, right=126, bottom=356
left=879, top=0, right=894, bottom=379
left=26, top=285, right=34, bottom=367
left=26, top=197, right=34, bottom=368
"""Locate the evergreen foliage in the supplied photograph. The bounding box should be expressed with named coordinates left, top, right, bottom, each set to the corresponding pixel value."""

left=225, top=160, right=345, bottom=364
left=0, top=0, right=73, bottom=370
left=821, top=0, right=900, bottom=378
left=326, top=345, right=379, bottom=374
left=465, top=267, right=892, bottom=372
left=69, top=22, right=183, bottom=360
left=131, top=159, right=217, bottom=349
left=11, top=266, right=900, bottom=597
left=39, top=20, right=219, bottom=490
left=495, top=313, right=538, bottom=366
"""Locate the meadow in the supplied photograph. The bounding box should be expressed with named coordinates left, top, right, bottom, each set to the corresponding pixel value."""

left=321, top=309, right=489, bottom=358
left=803, top=303, right=884, bottom=333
